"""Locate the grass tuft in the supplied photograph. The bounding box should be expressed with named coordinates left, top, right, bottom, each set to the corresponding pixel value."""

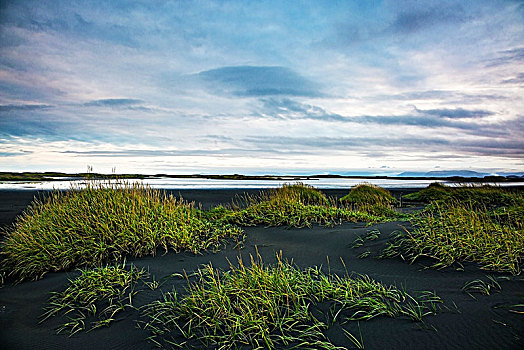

left=381, top=197, right=524, bottom=274
left=143, top=254, right=442, bottom=349
left=41, top=262, right=148, bottom=334
left=462, top=275, right=503, bottom=298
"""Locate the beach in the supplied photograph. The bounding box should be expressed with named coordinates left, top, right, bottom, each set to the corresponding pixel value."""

left=0, top=188, right=523, bottom=349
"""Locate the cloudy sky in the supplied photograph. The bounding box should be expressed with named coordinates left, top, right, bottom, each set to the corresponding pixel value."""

left=0, top=0, right=523, bottom=175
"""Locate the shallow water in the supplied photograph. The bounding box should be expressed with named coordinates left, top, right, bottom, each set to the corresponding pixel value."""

left=1, top=176, right=523, bottom=190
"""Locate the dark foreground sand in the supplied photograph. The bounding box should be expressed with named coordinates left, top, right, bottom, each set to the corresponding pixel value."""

left=0, top=189, right=523, bottom=349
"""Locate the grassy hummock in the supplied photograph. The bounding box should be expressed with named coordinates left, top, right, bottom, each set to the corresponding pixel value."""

left=41, top=263, right=148, bottom=334
left=0, top=181, right=243, bottom=281
left=403, top=183, right=517, bottom=207
left=271, top=183, right=329, bottom=205
left=382, top=189, right=524, bottom=274
left=340, top=183, right=398, bottom=216
left=221, top=183, right=398, bottom=227
left=143, top=254, right=442, bottom=349
left=402, top=182, right=450, bottom=202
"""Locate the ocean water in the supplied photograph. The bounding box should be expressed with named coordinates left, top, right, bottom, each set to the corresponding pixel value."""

left=1, top=177, right=522, bottom=190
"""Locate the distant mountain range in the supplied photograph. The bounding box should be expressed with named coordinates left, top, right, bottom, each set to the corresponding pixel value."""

left=397, top=170, right=524, bottom=178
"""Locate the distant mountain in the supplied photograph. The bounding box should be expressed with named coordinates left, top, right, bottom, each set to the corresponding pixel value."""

left=496, top=172, right=524, bottom=178
left=397, top=170, right=490, bottom=178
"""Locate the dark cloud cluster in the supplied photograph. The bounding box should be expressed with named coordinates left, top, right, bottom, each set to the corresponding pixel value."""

left=83, top=99, right=144, bottom=107
left=197, top=66, right=321, bottom=97
left=389, top=4, right=467, bottom=34
left=0, top=104, right=53, bottom=112
left=416, top=108, right=493, bottom=119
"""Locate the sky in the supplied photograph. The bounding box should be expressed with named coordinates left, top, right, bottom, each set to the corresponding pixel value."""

left=0, top=0, right=523, bottom=175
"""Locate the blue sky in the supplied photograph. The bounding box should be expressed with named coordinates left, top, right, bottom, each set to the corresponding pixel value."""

left=0, top=0, right=523, bottom=175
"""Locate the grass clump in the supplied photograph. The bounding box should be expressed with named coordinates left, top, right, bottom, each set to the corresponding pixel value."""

left=340, top=184, right=398, bottom=216
left=402, top=183, right=451, bottom=202
left=41, top=263, right=147, bottom=334
left=143, top=254, right=441, bottom=349
left=382, top=199, right=524, bottom=274
left=222, top=183, right=393, bottom=228
left=271, top=183, right=329, bottom=205
left=0, top=181, right=243, bottom=281
left=403, top=183, right=519, bottom=208
left=462, top=275, right=504, bottom=298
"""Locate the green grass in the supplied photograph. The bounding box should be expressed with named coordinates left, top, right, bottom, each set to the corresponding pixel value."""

left=340, top=183, right=399, bottom=216
left=41, top=262, right=148, bottom=334
left=0, top=181, right=243, bottom=281
left=143, top=254, right=442, bottom=349
left=382, top=198, right=524, bottom=274
left=402, top=182, right=450, bottom=202
left=462, top=275, right=503, bottom=298
left=349, top=229, right=382, bottom=248
left=403, top=183, right=519, bottom=208
left=0, top=182, right=405, bottom=283
left=271, top=183, right=330, bottom=205
left=221, top=183, right=400, bottom=227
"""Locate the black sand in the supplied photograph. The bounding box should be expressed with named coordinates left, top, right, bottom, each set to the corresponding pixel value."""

left=0, top=189, right=523, bottom=349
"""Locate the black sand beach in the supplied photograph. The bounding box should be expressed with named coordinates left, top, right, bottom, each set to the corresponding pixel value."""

left=0, top=189, right=523, bottom=349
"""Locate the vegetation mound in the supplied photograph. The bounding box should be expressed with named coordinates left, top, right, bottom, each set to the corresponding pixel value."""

left=270, top=183, right=329, bottom=205
left=341, top=183, right=397, bottom=206
left=339, top=183, right=399, bottom=217
left=223, top=183, right=394, bottom=227
left=403, top=183, right=517, bottom=208
left=143, top=255, right=441, bottom=349
left=0, top=181, right=242, bottom=281
left=402, top=182, right=450, bottom=202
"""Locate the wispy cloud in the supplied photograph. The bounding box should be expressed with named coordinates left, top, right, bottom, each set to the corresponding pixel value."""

left=415, top=108, right=494, bottom=119
left=485, top=47, right=524, bottom=67
left=242, top=135, right=524, bottom=158
left=0, top=151, right=32, bottom=157
left=254, top=98, right=506, bottom=137
left=501, top=72, right=524, bottom=84
left=256, top=98, right=345, bottom=121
